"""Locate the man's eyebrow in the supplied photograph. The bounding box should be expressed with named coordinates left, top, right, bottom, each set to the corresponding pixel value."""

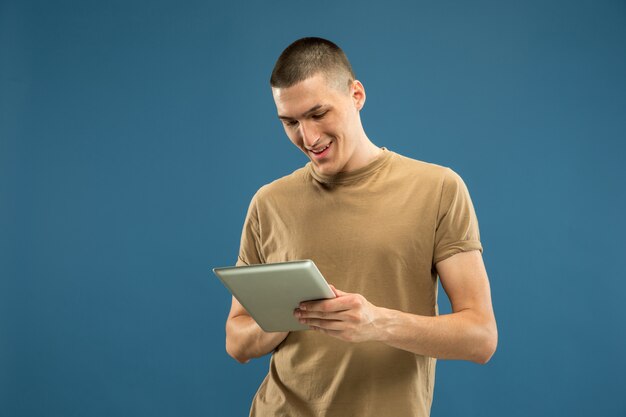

left=278, top=104, right=327, bottom=120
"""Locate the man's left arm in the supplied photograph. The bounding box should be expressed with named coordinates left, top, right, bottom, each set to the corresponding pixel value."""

left=295, top=250, right=498, bottom=364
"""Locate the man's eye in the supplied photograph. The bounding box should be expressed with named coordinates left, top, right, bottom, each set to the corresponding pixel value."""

left=286, top=120, right=299, bottom=127
left=312, top=112, right=327, bottom=120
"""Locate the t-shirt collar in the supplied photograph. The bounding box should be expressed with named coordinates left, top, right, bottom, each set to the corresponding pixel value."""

left=308, top=147, right=392, bottom=185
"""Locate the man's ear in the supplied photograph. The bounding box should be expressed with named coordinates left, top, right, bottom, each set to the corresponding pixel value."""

left=351, top=80, right=366, bottom=111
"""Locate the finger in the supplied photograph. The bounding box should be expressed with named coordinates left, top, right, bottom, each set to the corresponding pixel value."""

left=300, top=295, right=353, bottom=312
left=329, top=285, right=349, bottom=297
left=296, top=309, right=350, bottom=321
left=300, top=318, right=345, bottom=331
left=309, top=326, right=345, bottom=339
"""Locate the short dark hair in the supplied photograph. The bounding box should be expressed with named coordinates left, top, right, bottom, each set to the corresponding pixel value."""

left=270, top=37, right=355, bottom=92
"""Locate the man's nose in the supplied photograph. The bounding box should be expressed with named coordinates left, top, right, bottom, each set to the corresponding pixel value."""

left=298, top=121, right=320, bottom=148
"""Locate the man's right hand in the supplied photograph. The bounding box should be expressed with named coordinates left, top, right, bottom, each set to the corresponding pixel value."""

left=225, top=296, right=289, bottom=363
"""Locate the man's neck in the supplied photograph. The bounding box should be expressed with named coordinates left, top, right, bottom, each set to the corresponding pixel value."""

left=345, top=137, right=383, bottom=172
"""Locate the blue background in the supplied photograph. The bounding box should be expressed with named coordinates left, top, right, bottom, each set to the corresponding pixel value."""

left=2, top=0, right=625, bottom=416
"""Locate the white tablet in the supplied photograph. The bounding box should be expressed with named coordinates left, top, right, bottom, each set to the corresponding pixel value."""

left=213, top=260, right=335, bottom=332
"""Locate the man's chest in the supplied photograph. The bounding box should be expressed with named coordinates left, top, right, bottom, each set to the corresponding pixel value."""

left=257, top=188, right=440, bottom=275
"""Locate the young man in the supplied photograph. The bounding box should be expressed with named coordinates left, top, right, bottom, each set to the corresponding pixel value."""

left=225, top=37, right=497, bottom=417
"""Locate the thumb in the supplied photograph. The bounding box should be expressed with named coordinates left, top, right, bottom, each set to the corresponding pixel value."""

left=329, top=284, right=347, bottom=297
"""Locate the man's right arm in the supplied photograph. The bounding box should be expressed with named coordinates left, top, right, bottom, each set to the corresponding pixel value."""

left=225, top=296, right=289, bottom=363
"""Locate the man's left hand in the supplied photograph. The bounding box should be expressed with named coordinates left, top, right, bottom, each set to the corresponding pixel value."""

left=294, top=285, right=382, bottom=343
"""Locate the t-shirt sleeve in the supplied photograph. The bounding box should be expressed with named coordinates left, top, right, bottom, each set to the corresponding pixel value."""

left=433, top=168, right=483, bottom=264
left=236, top=192, right=265, bottom=267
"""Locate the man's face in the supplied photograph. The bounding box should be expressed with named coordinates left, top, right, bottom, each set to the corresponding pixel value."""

left=272, top=73, right=364, bottom=176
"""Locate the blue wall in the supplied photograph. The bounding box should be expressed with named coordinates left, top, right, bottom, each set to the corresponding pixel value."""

left=1, top=0, right=625, bottom=416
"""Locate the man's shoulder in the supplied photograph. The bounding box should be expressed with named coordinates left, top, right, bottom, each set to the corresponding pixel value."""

left=392, top=152, right=476, bottom=209
left=390, top=150, right=457, bottom=182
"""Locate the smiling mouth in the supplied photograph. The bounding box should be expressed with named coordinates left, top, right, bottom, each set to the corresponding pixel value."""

left=310, top=141, right=332, bottom=155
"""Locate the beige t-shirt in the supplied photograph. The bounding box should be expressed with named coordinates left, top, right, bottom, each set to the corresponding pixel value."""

left=236, top=148, right=482, bottom=417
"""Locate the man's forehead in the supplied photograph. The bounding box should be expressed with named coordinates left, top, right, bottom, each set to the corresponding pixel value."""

left=272, top=75, right=344, bottom=116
